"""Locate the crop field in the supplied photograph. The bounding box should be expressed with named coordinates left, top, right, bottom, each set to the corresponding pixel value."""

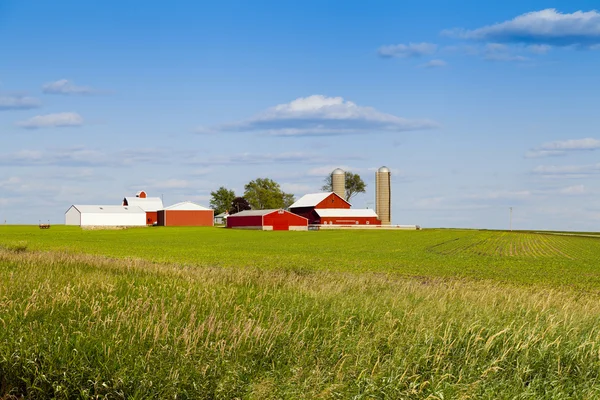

left=2, top=226, right=600, bottom=398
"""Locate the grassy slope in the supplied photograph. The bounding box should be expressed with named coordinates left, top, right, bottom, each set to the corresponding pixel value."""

left=2, top=226, right=600, bottom=398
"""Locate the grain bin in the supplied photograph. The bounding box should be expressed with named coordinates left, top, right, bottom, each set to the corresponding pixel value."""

left=332, top=168, right=345, bottom=199
left=376, top=166, right=391, bottom=225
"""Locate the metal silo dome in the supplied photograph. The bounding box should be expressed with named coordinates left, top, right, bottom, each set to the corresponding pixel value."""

left=378, top=166, right=390, bottom=173
left=331, top=168, right=345, bottom=199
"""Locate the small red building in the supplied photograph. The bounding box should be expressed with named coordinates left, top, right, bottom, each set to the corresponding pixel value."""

left=289, top=192, right=351, bottom=224
left=157, top=202, right=214, bottom=227
left=227, top=209, right=308, bottom=231
left=315, top=209, right=380, bottom=225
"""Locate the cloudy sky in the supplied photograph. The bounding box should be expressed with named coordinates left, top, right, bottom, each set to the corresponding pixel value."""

left=2, top=0, right=600, bottom=230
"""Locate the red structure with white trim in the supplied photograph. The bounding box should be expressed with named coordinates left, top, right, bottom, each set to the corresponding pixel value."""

left=227, top=209, right=308, bottom=231
left=289, top=192, right=380, bottom=226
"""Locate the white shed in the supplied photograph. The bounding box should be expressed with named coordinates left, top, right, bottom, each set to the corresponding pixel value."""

left=65, top=205, right=147, bottom=227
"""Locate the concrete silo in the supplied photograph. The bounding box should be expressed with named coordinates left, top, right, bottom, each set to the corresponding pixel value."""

left=376, top=166, right=391, bottom=225
left=332, top=168, right=345, bottom=199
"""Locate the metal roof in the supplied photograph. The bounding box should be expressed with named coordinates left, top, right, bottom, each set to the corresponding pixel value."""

left=289, top=192, right=351, bottom=208
left=378, top=166, right=390, bottom=173
left=332, top=168, right=345, bottom=175
left=163, top=201, right=211, bottom=211
left=315, top=208, right=378, bottom=218
left=123, top=197, right=164, bottom=212
left=228, top=209, right=283, bottom=217
left=69, top=205, right=146, bottom=214
left=215, top=212, right=229, bottom=218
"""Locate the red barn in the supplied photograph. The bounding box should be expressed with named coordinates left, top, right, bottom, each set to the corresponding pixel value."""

left=315, top=209, right=380, bottom=225
left=157, top=202, right=214, bottom=226
left=227, top=209, right=308, bottom=231
left=289, top=192, right=351, bottom=224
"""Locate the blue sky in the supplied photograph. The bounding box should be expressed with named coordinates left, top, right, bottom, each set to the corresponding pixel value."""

left=2, top=1, right=600, bottom=230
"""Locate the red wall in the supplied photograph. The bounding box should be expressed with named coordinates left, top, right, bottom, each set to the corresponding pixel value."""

left=227, top=215, right=263, bottom=228
left=157, top=210, right=214, bottom=226
left=146, top=211, right=158, bottom=226
left=263, top=210, right=308, bottom=230
left=315, top=193, right=351, bottom=209
left=319, top=216, right=381, bottom=225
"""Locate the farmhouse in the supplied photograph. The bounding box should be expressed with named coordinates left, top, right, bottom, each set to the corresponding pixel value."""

left=65, top=205, right=146, bottom=227
left=214, top=211, right=229, bottom=225
left=157, top=201, right=214, bottom=227
left=122, top=192, right=164, bottom=225
left=227, top=209, right=308, bottom=231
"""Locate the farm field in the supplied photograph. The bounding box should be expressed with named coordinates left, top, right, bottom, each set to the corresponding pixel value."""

left=2, top=226, right=600, bottom=398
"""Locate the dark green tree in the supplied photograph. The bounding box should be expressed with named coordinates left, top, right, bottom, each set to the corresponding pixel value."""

left=210, top=186, right=236, bottom=215
left=244, top=178, right=295, bottom=210
left=229, top=197, right=251, bottom=214
left=321, top=171, right=366, bottom=201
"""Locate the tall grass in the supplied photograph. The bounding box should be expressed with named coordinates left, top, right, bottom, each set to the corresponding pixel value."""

left=2, top=249, right=600, bottom=398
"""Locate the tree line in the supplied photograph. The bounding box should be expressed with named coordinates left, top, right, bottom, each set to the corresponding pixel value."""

left=210, top=173, right=366, bottom=215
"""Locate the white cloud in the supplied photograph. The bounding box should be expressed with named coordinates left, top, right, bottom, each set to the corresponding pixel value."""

left=42, top=79, right=95, bottom=95
left=419, top=59, right=447, bottom=68
left=466, top=190, right=533, bottom=200
left=378, top=43, right=437, bottom=58
left=525, top=150, right=565, bottom=158
left=280, top=183, right=314, bottom=194
left=559, top=184, right=586, bottom=195
left=541, top=138, right=600, bottom=150
left=16, top=112, right=84, bottom=129
left=483, top=43, right=529, bottom=62
left=526, top=138, right=600, bottom=158
left=198, top=95, right=439, bottom=136
left=444, top=9, right=600, bottom=47
left=533, top=163, right=600, bottom=177
left=0, top=95, right=41, bottom=110
left=528, top=44, right=552, bottom=54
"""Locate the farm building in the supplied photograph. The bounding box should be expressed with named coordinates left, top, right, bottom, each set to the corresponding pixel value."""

left=122, top=193, right=163, bottom=225
left=226, top=209, right=308, bottom=231
left=65, top=205, right=146, bottom=227
left=289, top=192, right=380, bottom=226
left=315, top=208, right=380, bottom=225
left=157, top=202, right=214, bottom=227
left=289, top=192, right=351, bottom=224
left=214, top=211, right=229, bottom=225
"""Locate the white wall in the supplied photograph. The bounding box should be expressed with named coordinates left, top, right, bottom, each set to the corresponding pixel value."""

left=80, top=212, right=146, bottom=226
left=65, top=207, right=81, bottom=225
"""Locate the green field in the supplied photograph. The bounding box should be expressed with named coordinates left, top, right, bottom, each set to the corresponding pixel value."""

left=2, top=226, right=600, bottom=398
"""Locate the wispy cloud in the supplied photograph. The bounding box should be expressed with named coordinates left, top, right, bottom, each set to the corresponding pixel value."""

left=559, top=184, right=586, bottom=195
left=0, top=95, right=41, bottom=110
left=526, top=138, right=600, bottom=158
left=443, top=9, right=600, bottom=48
left=533, top=163, right=600, bottom=178
left=377, top=43, right=437, bottom=58
left=16, top=112, right=84, bottom=129
left=189, top=152, right=326, bottom=167
left=419, top=59, right=447, bottom=68
left=42, top=79, right=96, bottom=95
left=483, top=43, right=529, bottom=62
left=197, top=95, right=439, bottom=136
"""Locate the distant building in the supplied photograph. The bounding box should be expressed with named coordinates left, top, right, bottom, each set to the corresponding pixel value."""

left=65, top=205, right=146, bottom=227
left=214, top=211, right=229, bottom=225
left=289, top=192, right=380, bottom=226
left=157, top=202, right=214, bottom=227
left=226, top=209, right=308, bottom=231
left=123, top=191, right=163, bottom=225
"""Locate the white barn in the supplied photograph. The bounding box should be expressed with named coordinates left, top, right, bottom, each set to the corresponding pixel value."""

left=65, top=205, right=147, bottom=227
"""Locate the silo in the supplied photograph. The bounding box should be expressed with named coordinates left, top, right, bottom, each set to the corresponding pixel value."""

left=332, top=168, right=345, bottom=199
left=376, top=166, right=391, bottom=225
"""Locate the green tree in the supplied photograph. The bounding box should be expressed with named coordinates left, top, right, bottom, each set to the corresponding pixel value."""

left=321, top=171, right=366, bottom=201
left=210, top=187, right=236, bottom=215
left=229, top=197, right=251, bottom=214
left=244, top=178, right=295, bottom=210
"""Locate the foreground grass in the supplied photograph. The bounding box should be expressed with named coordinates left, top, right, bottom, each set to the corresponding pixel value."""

left=2, top=249, right=600, bottom=398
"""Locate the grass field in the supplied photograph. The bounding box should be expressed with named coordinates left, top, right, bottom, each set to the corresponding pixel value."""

left=2, top=226, right=600, bottom=398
